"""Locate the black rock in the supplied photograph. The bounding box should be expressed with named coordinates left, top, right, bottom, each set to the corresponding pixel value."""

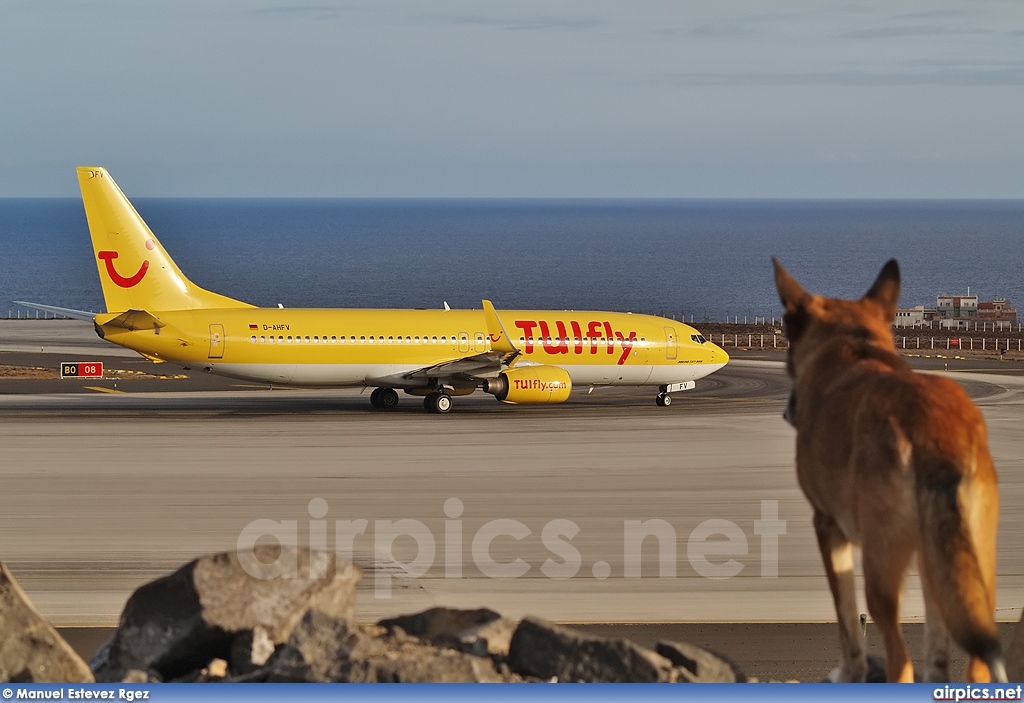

left=507, top=617, right=675, bottom=683
left=92, top=546, right=360, bottom=682
left=655, top=640, right=747, bottom=682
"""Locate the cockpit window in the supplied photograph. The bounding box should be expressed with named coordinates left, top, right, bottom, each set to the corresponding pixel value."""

left=691, top=334, right=707, bottom=344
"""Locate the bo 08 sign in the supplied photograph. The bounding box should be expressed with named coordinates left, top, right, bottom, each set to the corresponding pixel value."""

left=61, top=362, right=104, bottom=379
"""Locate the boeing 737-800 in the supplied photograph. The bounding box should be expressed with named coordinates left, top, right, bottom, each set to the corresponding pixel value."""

left=18, top=167, right=728, bottom=413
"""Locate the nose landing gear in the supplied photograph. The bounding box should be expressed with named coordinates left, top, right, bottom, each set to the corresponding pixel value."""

left=656, top=381, right=695, bottom=407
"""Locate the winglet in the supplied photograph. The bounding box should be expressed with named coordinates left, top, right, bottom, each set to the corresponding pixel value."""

left=482, top=300, right=518, bottom=355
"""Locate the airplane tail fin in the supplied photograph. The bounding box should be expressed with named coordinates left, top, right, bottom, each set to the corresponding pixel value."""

left=77, top=167, right=253, bottom=313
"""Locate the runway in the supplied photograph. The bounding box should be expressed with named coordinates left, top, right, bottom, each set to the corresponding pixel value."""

left=2, top=321, right=1024, bottom=679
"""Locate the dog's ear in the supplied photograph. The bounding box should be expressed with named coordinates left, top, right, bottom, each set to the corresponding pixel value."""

left=773, top=258, right=810, bottom=313
left=863, top=259, right=900, bottom=321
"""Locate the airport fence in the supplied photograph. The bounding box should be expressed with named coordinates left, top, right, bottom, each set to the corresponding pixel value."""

left=711, top=330, right=1024, bottom=356
left=3, top=310, right=83, bottom=319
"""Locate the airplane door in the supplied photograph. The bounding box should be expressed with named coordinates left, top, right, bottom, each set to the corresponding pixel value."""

left=664, top=327, right=677, bottom=360
left=458, top=332, right=470, bottom=353
left=209, top=324, right=225, bottom=359
left=474, top=332, right=486, bottom=352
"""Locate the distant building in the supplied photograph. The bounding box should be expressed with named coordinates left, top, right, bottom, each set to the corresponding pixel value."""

left=895, top=294, right=1017, bottom=329
left=894, top=305, right=939, bottom=328
left=978, top=297, right=1018, bottom=323
left=937, top=294, right=978, bottom=320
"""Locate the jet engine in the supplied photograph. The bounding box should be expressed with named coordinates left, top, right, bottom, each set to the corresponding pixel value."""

left=484, top=365, right=572, bottom=404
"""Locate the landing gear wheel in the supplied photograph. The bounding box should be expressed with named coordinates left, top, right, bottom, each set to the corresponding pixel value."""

left=424, top=392, right=453, bottom=414
left=656, top=393, right=672, bottom=407
left=370, top=388, right=383, bottom=408
left=379, top=388, right=399, bottom=409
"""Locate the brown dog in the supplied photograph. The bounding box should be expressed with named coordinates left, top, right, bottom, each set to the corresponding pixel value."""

left=774, top=258, right=1007, bottom=683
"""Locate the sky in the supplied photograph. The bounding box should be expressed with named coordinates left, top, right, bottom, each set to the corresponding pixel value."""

left=2, top=1, right=1023, bottom=198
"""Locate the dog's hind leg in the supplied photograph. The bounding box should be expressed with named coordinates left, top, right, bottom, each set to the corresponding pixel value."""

left=814, top=510, right=867, bottom=682
left=920, top=552, right=952, bottom=682
left=862, top=533, right=916, bottom=682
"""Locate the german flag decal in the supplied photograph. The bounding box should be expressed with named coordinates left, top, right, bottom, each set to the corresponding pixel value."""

left=249, top=324, right=258, bottom=330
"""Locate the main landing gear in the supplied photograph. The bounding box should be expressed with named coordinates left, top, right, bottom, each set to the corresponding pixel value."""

left=424, top=392, right=452, bottom=414
left=369, top=387, right=399, bottom=410
left=371, top=387, right=454, bottom=413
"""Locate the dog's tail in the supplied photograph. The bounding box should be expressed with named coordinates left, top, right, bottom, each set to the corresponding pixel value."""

left=915, top=450, right=1007, bottom=682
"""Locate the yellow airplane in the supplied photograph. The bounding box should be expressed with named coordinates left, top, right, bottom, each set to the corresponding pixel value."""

left=18, top=167, right=728, bottom=413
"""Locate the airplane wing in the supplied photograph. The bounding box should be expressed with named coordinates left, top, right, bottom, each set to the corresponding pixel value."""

left=403, top=351, right=504, bottom=380
left=378, top=302, right=520, bottom=387
left=14, top=301, right=97, bottom=322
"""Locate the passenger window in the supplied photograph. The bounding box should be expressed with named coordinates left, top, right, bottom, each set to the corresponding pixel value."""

left=432, top=336, right=438, bottom=343
left=331, top=336, right=337, bottom=343
left=360, top=336, right=366, bottom=343
left=278, top=336, right=284, bottom=343
left=260, top=336, right=266, bottom=343
left=306, top=336, right=311, bottom=343
left=388, top=336, right=394, bottom=343
left=287, top=336, right=293, bottom=343
left=441, top=336, right=447, bottom=344
left=250, top=335, right=256, bottom=343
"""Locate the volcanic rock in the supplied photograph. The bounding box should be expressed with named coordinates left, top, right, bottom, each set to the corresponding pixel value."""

left=92, top=546, right=359, bottom=682
left=507, top=616, right=676, bottom=682
left=270, top=609, right=519, bottom=682
left=0, top=561, right=93, bottom=683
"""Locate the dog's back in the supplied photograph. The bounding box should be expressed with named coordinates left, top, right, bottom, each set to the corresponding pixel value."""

left=775, top=258, right=1006, bottom=683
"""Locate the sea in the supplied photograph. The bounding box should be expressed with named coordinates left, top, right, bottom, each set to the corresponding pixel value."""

left=1, top=199, right=1022, bottom=324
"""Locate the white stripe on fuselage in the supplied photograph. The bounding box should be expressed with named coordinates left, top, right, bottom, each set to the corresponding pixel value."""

left=202, top=362, right=726, bottom=387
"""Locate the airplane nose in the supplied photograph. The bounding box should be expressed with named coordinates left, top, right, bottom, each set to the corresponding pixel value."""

left=712, top=342, right=729, bottom=365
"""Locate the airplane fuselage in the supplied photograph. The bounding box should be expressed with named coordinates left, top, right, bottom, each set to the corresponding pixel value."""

left=96, top=307, right=725, bottom=389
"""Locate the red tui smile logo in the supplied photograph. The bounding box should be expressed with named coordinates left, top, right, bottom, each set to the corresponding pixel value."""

left=98, top=249, right=149, bottom=288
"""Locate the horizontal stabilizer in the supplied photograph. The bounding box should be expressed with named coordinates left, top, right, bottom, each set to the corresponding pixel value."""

left=95, top=309, right=166, bottom=331
left=13, top=301, right=97, bottom=322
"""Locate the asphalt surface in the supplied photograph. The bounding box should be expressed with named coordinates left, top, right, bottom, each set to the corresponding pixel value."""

left=3, top=321, right=1023, bottom=681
